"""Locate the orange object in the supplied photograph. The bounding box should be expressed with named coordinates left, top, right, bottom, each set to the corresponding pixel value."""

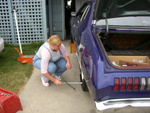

left=15, top=48, right=34, bottom=64
left=0, top=88, right=23, bottom=113
left=69, top=40, right=76, bottom=53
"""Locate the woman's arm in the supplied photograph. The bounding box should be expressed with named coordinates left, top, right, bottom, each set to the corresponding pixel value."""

left=64, top=55, right=72, bottom=69
left=60, top=44, right=72, bottom=69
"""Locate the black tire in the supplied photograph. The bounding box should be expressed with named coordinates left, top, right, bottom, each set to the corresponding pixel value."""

left=80, top=72, right=88, bottom=92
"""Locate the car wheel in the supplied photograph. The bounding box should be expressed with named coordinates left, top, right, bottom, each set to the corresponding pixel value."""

left=80, top=70, right=88, bottom=91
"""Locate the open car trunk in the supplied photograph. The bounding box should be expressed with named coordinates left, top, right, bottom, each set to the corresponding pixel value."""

left=99, top=33, right=150, bottom=67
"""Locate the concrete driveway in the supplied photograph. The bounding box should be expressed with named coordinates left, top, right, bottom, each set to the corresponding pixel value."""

left=17, top=40, right=150, bottom=113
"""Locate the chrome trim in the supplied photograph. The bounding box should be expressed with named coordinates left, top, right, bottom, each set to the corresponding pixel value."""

left=95, top=98, right=150, bottom=111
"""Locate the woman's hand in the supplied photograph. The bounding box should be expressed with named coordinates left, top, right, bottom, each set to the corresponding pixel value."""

left=66, top=62, right=72, bottom=69
left=54, top=79, right=62, bottom=85
left=64, top=56, right=72, bottom=70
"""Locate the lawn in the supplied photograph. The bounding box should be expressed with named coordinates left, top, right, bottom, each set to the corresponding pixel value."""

left=0, top=42, right=43, bottom=94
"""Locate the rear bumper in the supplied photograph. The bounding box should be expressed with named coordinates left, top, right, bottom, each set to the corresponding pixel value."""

left=95, top=98, right=150, bottom=111
left=0, top=37, right=4, bottom=52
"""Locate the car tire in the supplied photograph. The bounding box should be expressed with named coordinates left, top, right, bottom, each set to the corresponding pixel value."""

left=80, top=70, right=88, bottom=92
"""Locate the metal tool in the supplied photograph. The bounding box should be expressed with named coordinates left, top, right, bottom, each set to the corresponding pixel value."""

left=62, top=82, right=82, bottom=85
left=61, top=78, right=77, bottom=90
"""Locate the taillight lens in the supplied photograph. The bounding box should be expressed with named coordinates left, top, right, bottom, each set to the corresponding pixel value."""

left=147, top=77, right=150, bottom=91
left=114, top=78, right=120, bottom=91
left=127, top=77, right=133, bottom=91
left=120, top=78, right=126, bottom=91
left=140, top=77, right=146, bottom=91
left=114, top=77, right=150, bottom=91
left=134, top=77, right=140, bottom=90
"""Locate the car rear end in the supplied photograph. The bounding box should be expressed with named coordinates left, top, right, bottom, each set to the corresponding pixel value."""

left=93, top=17, right=150, bottom=111
left=94, top=66, right=150, bottom=111
left=92, top=0, right=150, bottom=111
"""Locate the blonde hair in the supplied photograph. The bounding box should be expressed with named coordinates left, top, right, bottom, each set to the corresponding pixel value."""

left=47, top=35, right=62, bottom=46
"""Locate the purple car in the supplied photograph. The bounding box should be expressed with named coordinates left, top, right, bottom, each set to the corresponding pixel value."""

left=70, top=0, right=150, bottom=111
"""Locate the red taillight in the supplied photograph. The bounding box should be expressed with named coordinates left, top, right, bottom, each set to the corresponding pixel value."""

left=127, top=77, right=133, bottom=90
left=120, top=78, right=126, bottom=91
left=114, top=77, right=150, bottom=91
left=114, top=78, right=120, bottom=91
left=134, top=77, right=140, bottom=90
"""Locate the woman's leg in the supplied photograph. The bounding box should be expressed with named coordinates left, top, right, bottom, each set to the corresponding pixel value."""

left=55, top=57, right=67, bottom=76
left=32, top=55, right=41, bottom=70
left=47, top=61, right=57, bottom=75
left=33, top=57, right=57, bottom=82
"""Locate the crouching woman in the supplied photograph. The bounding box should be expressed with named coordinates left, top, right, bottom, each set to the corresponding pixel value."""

left=33, top=35, right=72, bottom=86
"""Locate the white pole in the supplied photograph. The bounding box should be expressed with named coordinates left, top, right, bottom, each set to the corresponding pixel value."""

left=13, top=9, right=23, bottom=54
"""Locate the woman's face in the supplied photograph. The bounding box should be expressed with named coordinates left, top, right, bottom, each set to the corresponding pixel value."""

left=51, top=42, right=61, bottom=51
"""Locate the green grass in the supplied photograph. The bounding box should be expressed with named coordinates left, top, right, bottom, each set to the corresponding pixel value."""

left=0, top=42, right=43, bottom=94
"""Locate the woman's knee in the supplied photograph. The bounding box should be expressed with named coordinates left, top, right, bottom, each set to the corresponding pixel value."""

left=47, top=63, right=57, bottom=74
left=56, top=57, right=67, bottom=68
left=55, top=58, right=67, bottom=72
